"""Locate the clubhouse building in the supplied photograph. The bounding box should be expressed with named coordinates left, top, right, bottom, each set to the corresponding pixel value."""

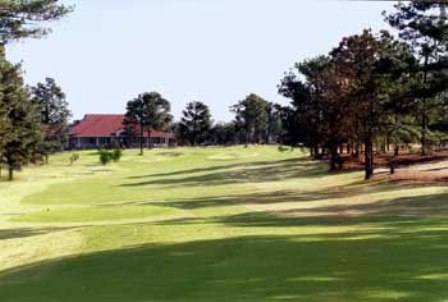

left=68, top=114, right=175, bottom=149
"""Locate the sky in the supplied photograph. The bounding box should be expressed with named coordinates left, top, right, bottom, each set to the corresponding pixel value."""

left=7, top=0, right=396, bottom=122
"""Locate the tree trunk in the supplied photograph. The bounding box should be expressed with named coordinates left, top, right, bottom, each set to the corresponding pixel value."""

left=8, top=166, right=14, bottom=181
left=148, top=129, right=153, bottom=149
left=353, top=144, right=360, bottom=158
left=313, top=146, right=320, bottom=160
left=329, top=145, right=339, bottom=172
left=421, top=111, right=427, bottom=156
left=394, top=145, right=400, bottom=157
left=139, top=125, right=144, bottom=156
left=420, top=55, right=429, bottom=156
left=364, top=140, right=374, bottom=180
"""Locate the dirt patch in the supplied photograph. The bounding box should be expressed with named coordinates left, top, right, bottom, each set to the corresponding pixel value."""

left=328, top=151, right=448, bottom=184
left=341, top=153, right=448, bottom=170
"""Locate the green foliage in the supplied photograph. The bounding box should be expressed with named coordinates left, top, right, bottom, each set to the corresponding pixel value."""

left=385, top=2, right=448, bottom=155
left=111, top=148, right=122, bottom=162
left=31, top=77, right=71, bottom=158
left=0, top=0, right=73, bottom=45
left=98, top=149, right=122, bottom=165
left=209, top=122, right=238, bottom=145
left=178, top=101, right=212, bottom=146
left=280, top=30, right=416, bottom=179
left=69, top=153, right=79, bottom=165
left=124, top=92, right=173, bottom=155
left=231, top=94, right=269, bottom=146
left=0, top=57, right=44, bottom=180
left=98, top=150, right=111, bottom=166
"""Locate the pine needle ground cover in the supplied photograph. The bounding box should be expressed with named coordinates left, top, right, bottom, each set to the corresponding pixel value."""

left=0, top=146, right=447, bottom=301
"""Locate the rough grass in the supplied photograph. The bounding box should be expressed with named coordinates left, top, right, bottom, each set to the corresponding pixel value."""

left=0, top=146, right=447, bottom=302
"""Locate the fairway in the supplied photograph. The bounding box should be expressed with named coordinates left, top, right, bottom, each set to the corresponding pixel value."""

left=0, top=146, right=447, bottom=301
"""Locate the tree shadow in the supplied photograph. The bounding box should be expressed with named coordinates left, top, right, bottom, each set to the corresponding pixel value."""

left=151, top=191, right=448, bottom=230
left=128, top=157, right=311, bottom=179
left=0, top=227, right=71, bottom=241
left=0, top=229, right=447, bottom=301
left=117, top=181, right=444, bottom=215
left=121, top=158, right=328, bottom=188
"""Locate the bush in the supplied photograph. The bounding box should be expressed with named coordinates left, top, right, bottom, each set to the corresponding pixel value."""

left=111, top=148, right=122, bottom=162
left=99, top=150, right=111, bottom=165
left=98, top=148, right=122, bottom=165
left=70, top=153, right=80, bottom=165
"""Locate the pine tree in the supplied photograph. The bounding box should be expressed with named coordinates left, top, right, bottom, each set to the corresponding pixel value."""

left=31, top=77, right=71, bottom=163
left=124, top=92, right=172, bottom=155
left=385, top=1, right=448, bottom=155
left=0, top=57, right=44, bottom=181
left=179, top=101, right=212, bottom=146
left=230, top=94, right=268, bottom=147
left=0, top=0, right=73, bottom=46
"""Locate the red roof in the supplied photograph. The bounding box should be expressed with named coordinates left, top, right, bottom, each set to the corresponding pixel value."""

left=69, top=114, right=175, bottom=139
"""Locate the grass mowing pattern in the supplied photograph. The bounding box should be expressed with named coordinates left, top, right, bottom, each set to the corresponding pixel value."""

left=0, top=146, right=447, bottom=301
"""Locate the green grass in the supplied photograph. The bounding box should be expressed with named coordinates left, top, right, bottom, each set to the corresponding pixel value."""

left=0, top=146, right=447, bottom=301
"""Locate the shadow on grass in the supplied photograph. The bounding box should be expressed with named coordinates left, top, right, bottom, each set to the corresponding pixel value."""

left=1, top=226, right=448, bottom=302
left=121, top=158, right=327, bottom=188
left=116, top=180, right=445, bottom=215
left=152, top=192, right=448, bottom=229
left=0, top=227, right=71, bottom=241
left=272, top=192, right=448, bottom=218
left=130, top=157, right=312, bottom=179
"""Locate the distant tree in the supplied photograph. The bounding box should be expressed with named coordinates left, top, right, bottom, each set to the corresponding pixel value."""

left=265, top=102, right=283, bottom=144
left=278, top=72, right=315, bottom=149
left=0, top=0, right=73, bottom=47
left=173, top=122, right=189, bottom=146
left=179, top=101, right=212, bottom=146
left=31, top=77, right=71, bottom=163
left=124, top=92, right=172, bottom=155
left=230, top=94, right=268, bottom=147
left=210, top=122, right=238, bottom=145
left=0, top=58, right=44, bottom=181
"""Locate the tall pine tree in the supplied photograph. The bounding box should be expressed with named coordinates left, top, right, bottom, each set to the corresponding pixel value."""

left=0, top=57, right=44, bottom=181
left=31, top=77, right=71, bottom=163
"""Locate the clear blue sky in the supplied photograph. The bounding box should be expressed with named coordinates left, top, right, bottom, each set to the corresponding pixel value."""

left=7, top=0, right=395, bottom=122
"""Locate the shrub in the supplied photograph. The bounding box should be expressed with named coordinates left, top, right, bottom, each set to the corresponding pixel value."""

left=99, top=150, right=112, bottom=165
left=111, top=148, right=122, bottom=162
left=70, top=153, right=80, bottom=165
left=98, top=149, right=122, bottom=165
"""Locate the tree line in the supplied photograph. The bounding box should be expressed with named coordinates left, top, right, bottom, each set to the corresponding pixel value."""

left=278, top=2, right=447, bottom=179
left=175, top=1, right=448, bottom=180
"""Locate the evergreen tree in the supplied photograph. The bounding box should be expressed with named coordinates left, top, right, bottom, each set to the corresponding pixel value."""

left=210, top=122, right=238, bottom=145
left=230, top=94, right=268, bottom=147
left=0, top=0, right=73, bottom=46
left=179, top=101, right=213, bottom=146
left=31, top=77, right=71, bottom=163
left=124, top=92, right=172, bottom=155
left=0, top=58, right=44, bottom=181
left=265, top=102, right=283, bottom=144
left=330, top=30, right=415, bottom=179
left=385, top=1, right=448, bottom=155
